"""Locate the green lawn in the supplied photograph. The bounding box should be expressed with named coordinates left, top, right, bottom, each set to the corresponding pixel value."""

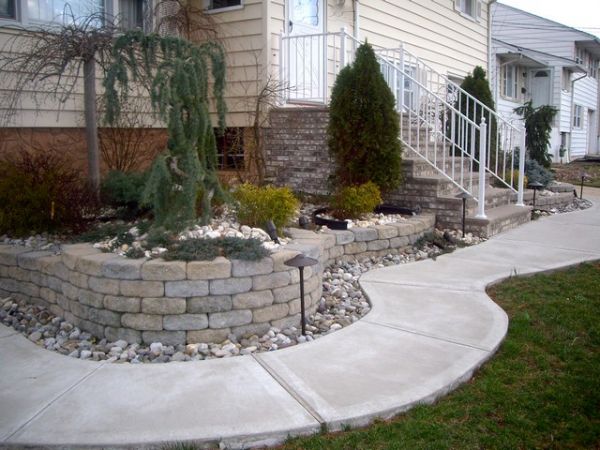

left=279, top=263, right=600, bottom=450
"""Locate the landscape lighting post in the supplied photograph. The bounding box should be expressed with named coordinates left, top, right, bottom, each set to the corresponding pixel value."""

left=580, top=171, right=589, bottom=199
left=528, top=181, right=543, bottom=208
left=284, top=254, right=318, bottom=335
left=455, top=191, right=471, bottom=236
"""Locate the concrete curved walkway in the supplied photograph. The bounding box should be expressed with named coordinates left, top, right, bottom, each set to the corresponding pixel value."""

left=1, top=189, right=599, bottom=449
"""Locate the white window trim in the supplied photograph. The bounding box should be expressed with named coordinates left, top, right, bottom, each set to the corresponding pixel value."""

left=203, top=0, right=243, bottom=14
left=0, top=0, right=154, bottom=31
left=501, top=64, right=519, bottom=101
left=454, top=0, right=481, bottom=22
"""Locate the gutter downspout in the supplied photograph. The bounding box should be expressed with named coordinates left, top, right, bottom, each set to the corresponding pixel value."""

left=353, top=0, right=360, bottom=41
left=569, top=71, right=588, bottom=162
left=488, top=0, right=498, bottom=101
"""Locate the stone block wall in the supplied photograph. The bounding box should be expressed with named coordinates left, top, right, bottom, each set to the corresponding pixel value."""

left=0, top=215, right=434, bottom=345
left=265, top=107, right=333, bottom=194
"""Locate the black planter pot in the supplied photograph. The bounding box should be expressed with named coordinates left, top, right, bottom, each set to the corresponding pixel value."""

left=312, top=204, right=420, bottom=230
left=312, top=207, right=348, bottom=230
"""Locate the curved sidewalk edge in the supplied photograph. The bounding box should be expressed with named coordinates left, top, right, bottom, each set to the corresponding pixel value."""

left=1, top=193, right=600, bottom=449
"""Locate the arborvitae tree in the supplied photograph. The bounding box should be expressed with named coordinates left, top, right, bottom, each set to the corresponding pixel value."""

left=456, top=66, right=497, bottom=164
left=514, top=101, right=557, bottom=168
left=104, top=31, right=226, bottom=230
left=328, top=43, right=402, bottom=192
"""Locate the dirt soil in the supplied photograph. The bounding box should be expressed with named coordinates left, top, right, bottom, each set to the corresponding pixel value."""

left=552, top=159, right=600, bottom=188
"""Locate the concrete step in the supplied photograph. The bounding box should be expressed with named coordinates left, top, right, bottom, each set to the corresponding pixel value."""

left=464, top=204, right=532, bottom=238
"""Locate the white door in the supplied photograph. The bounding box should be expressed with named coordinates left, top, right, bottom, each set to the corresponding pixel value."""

left=285, top=0, right=325, bottom=102
left=530, top=69, right=551, bottom=107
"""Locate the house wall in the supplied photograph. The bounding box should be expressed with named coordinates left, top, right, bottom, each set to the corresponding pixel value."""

left=359, top=0, right=489, bottom=77
left=492, top=3, right=579, bottom=60
left=570, top=76, right=598, bottom=158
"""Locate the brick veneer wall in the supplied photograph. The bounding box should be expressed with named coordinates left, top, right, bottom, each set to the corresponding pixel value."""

left=0, top=215, right=434, bottom=345
left=265, top=107, right=333, bottom=195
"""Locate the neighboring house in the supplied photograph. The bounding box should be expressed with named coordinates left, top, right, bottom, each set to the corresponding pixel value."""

left=491, top=2, right=600, bottom=161
left=0, top=0, right=495, bottom=173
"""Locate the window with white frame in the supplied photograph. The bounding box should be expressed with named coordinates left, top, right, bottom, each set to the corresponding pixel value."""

left=26, top=0, right=104, bottom=24
left=0, top=0, right=16, bottom=19
left=562, top=68, right=571, bottom=91
left=204, top=0, right=242, bottom=12
left=588, top=57, right=598, bottom=79
left=573, top=104, right=583, bottom=128
left=456, top=0, right=480, bottom=20
left=501, top=64, right=518, bottom=99
left=575, top=46, right=586, bottom=65
left=119, top=0, right=145, bottom=30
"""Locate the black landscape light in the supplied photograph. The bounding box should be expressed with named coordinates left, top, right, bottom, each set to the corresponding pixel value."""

left=298, top=215, right=310, bottom=229
left=284, top=254, right=318, bottom=335
left=265, top=220, right=279, bottom=243
left=580, top=171, right=590, bottom=199
left=455, top=191, right=471, bottom=237
left=528, top=181, right=543, bottom=207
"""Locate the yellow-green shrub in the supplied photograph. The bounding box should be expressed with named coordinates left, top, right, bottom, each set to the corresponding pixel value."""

left=331, top=181, right=382, bottom=219
left=501, top=171, right=527, bottom=190
left=234, top=184, right=299, bottom=231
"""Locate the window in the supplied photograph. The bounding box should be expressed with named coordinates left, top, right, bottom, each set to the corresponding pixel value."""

left=456, top=0, right=480, bottom=19
left=215, top=128, right=245, bottom=170
left=205, top=0, right=242, bottom=11
left=501, top=64, right=518, bottom=99
left=119, top=0, right=145, bottom=30
left=562, top=68, right=571, bottom=91
left=588, top=58, right=598, bottom=79
left=573, top=104, right=583, bottom=128
left=0, top=0, right=16, bottom=19
left=26, top=0, right=104, bottom=24
left=575, top=47, right=585, bottom=65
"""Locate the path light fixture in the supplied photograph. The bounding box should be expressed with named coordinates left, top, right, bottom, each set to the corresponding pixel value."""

left=298, top=215, right=310, bottom=229
left=265, top=220, right=279, bottom=243
left=528, top=181, right=543, bottom=208
left=284, top=254, right=318, bottom=335
left=580, top=171, right=590, bottom=199
left=455, top=191, right=471, bottom=237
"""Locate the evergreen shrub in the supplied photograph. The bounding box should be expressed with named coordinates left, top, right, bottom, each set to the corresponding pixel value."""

left=526, top=158, right=554, bottom=187
left=331, top=181, right=382, bottom=219
left=455, top=66, right=497, bottom=163
left=233, top=184, right=299, bottom=231
left=514, top=101, right=557, bottom=168
left=0, top=150, right=97, bottom=236
left=101, top=170, right=148, bottom=219
left=163, top=237, right=268, bottom=261
left=328, top=43, right=402, bottom=192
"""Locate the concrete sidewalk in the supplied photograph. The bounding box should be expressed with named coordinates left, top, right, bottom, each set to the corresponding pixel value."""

left=1, top=190, right=599, bottom=449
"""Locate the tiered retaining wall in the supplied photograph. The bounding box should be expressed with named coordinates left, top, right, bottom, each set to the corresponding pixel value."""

left=0, top=215, right=434, bottom=345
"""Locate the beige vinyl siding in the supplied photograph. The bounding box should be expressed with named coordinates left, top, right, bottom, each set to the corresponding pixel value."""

left=359, top=0, right=488, bottom=77
left=206, top=0, right=264, bottom=127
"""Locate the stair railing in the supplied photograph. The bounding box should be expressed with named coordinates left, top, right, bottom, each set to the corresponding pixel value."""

left=279, top=29, right=527, bottom=215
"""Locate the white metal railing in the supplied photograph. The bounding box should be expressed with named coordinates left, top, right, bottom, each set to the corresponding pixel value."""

left=279, top=29, right=527, bottom=216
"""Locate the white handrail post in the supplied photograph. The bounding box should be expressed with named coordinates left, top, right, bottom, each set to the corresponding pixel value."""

left=476, top=118, right=487, bottom=219
left=516, top=126, right=526, bottom=206
left=340, top=27, right=347, bottom=68
left=279, top=30, right=285, bottom=103
left=399, top=42, right=405, bottom=111
left=322, top=32, right=328, bottom=103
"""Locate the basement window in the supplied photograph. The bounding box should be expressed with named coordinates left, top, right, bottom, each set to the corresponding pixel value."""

left=215, top=127, right=245, bottom=170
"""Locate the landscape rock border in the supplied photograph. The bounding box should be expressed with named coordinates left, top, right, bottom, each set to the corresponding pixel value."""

left=0, top=215, right=435, bottom=346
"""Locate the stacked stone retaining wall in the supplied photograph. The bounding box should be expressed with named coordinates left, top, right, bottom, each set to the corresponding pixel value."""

left=0, top=215, right=434, bottom=345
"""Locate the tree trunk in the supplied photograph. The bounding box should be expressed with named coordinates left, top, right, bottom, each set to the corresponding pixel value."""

left=83, top=57, right=100, bottom=194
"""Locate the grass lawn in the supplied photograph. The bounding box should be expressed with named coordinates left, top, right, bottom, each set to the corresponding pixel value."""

left=553, top=161, right=600, bottom=188
left=278, top=263, right=600, bottom=450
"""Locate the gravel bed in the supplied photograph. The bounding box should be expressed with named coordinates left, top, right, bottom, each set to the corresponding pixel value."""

left=0, top=229, right=480, bottom=363
left=0, top=198, right=592, bottom=363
